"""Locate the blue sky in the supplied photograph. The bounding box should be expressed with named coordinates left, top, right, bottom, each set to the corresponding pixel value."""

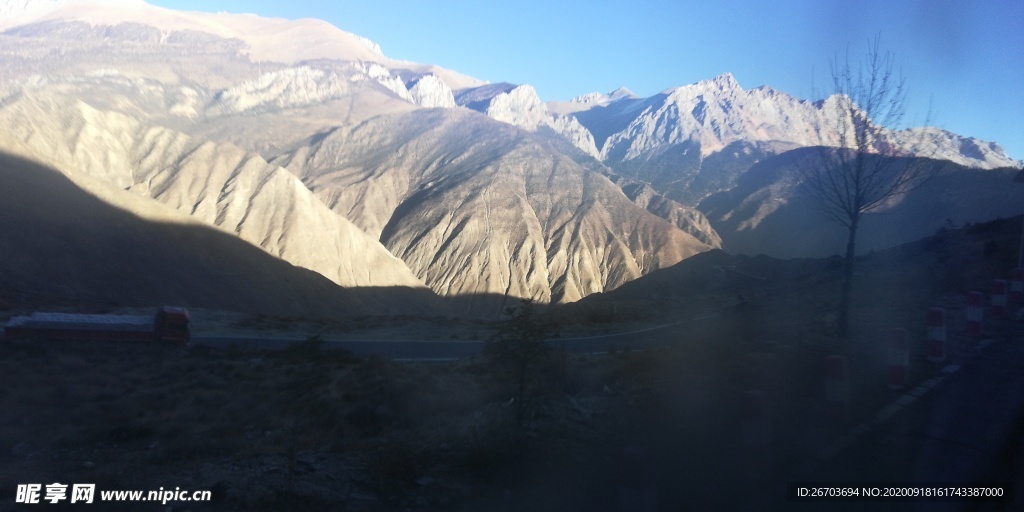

left=150, top=0, right=1023, bottom=161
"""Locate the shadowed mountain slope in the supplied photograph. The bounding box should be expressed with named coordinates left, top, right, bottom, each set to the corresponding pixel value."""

left=0, top=152, right=440, bottom=317
left=0, top=94, right=427, bottom=292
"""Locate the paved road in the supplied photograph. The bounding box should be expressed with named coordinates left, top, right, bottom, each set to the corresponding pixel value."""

left=191, top=314, right=719, bottom=360
left=192, top=336, right=484, bottom=360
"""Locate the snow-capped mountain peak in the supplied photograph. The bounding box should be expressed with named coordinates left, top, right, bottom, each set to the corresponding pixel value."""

left=608, top=86, right=638, bottom=100
left=892, top=127, right=1023, bottom=169
left=711, top=72, right=738, bottom=86
left=564, top=71, right=1018, bottom=170
left=570, top=91, right=609, bottom=105
left=663, top=72, right=741, bottom=98
left=570, top=86, right=638, bottom=106
left=406, top=73, right=456, bottom=108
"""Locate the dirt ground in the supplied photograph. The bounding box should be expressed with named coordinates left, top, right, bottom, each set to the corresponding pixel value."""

left=2, top=217, right=1023, bottom=511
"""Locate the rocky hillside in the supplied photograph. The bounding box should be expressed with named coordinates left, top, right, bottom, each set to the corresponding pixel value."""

left=0, top=94, right=427, bottom=292
left=0, top=2, right=716, bottom=314
left=0, top=152, right=439, bottom=316
left=558, top=74, right=1020, bottom=207
left=272, top=107, right=712, bottom=305
left=1, top=0, right=1020, bottom=314
left=698, top=148, right=1024, bottom=258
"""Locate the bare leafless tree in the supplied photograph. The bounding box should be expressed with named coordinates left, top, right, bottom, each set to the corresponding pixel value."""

left=804, top=34, right=933, bottom=338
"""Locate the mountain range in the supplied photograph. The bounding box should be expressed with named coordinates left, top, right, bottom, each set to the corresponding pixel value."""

left=1, top=0, right=1020, bottom=316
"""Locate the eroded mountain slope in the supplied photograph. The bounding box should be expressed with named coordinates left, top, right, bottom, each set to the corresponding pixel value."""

left=273, top=108, right=715, bottom=305
left=0, top=152, right=438, bottom=316
left=0, top=93, right=426, bottom=291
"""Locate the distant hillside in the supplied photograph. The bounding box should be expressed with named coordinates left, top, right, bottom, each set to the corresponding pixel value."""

left=561, top=215, right=1024, bottom=335
left=698, top=148, right=1024, bottom=259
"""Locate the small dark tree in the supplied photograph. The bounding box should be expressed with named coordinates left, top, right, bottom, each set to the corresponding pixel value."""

left=486, top=298, right=553, bottom=428
left=803, top=34, right=933, bottom=338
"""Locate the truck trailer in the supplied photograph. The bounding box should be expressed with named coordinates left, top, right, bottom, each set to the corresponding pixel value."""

left=2, top=306, right=190, bottom=345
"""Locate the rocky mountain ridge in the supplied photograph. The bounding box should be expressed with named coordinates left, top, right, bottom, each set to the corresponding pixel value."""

left=269, top=107, right=712, bottom=307
left=1, top=0, right=1021, bottom=315
left=0, top=2, right=718, bottom=314
left=565, top=73, right=1019, bottom=170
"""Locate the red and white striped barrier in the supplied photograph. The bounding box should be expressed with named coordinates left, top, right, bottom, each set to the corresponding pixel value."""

left=1009, top=268, right=1024, bottom=304
left=887, top=328, right=909, bottom=390
left=927, top=308, right=946, bottom=363
left=966, top=291, right=984, bottom=336
left=824, top=355, right=850, bottom=420
left=742, top=389, right=772, bottom=448
left=992, top=280, right=1008, bottom=318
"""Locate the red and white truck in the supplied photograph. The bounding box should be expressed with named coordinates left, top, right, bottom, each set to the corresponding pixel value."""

left=2, top=306, right=191, bottom=346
